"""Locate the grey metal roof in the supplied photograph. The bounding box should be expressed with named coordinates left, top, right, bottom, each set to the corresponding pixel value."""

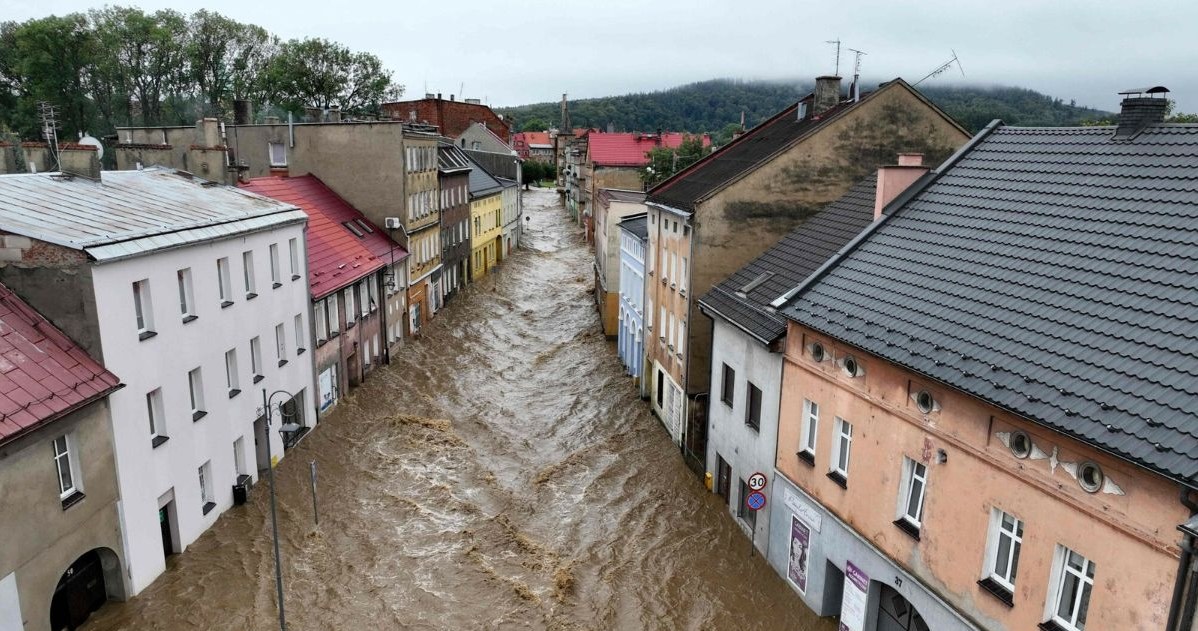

left=617, top=213, right=648, bottom=240
left=699, top=174, right=876, bottom=345
left=497, top=177, right=518, bottom=189
left=780, top=122, right=1198, bottom=485
left=464, top=154, right=503, bottom=198
left=600, top=188, right=647, bottom=206
left=0, top=168, right=305, bottom=262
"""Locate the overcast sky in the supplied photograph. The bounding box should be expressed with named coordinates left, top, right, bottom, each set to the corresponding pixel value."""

left=3, top=0, right=1196, bottom=112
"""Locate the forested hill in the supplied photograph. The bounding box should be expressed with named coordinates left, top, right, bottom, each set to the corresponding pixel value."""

left=498, top=79, right=1113, bottom=138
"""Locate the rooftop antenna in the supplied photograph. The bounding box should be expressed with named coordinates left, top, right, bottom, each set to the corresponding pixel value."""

left=825, top=39, right=842, bottom=76
left=37, top=101, right=61, bottom=172
left=913, top=49, right=965, bottom=86
left=459, top=82, right=465, bottom=99
left=847, top=47, right=867, bottom=102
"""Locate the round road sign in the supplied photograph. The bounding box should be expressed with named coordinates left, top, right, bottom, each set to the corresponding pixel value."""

left=746, top=490, right=767, bottom=511
left=747, top=471, right=767, bottom=491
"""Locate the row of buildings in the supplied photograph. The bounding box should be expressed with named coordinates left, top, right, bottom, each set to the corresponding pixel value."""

left=588, top=77, right=1198, bottom=630
left=0, top=95, right=526, bottom=631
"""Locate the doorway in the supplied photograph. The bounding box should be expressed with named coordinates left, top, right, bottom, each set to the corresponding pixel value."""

left=877, top=585, right=930, bottom=631
left=716, top=455, right=732, bottom=503
left=49, top=549, right=119, bottom=631
left=157, top=499, right=178, bottom=559
left=254, top=415, right=270, bottom=471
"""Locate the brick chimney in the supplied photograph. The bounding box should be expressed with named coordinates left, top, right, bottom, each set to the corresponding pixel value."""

left=813, top=76, right=842, bottom=115
left=874, top=153, right=927, bottom=219
left=1114, top=86, right=1169, bottom=140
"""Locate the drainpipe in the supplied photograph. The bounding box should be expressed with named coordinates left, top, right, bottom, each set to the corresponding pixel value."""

left=1167, top=487, right=1198, bottom=631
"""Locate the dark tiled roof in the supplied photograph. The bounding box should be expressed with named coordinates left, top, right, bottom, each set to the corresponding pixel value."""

left=699, top=174, right=877, bottom=345
left=618, top=214, right=648, bottom=239
left=645, top=95, right=858, bottom=212
left=781, top=122, right=1198, bottom=484
left=0, top=283, right=120, bottom=446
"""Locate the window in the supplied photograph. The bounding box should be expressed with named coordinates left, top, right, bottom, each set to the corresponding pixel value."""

left=737, top=478, right=757, bottom=529
left=720, top=364, right=735, bottom=407
left=1009, top=430, right=1032, bottom=459
left=1077, top=461, right=1104, bottom=493
left=659, top=307, right=667, bottom=341
left=829, top=417, right=852, bottom=486
left=132, top=279, right=155, bottom=339
left=242, top=251, right=257, bottom=298
left=268, top=142, right=286, bottom=167
left=146, top=389, right=167, bottom=446
left=315, top=299, right=328, bottom=342
left=275, top=323, right=287, bottom=366
left=289, top=238, right=301, bottom=280
left=53, top=435, right=80, bottom=501
left=1048, top=547, right=1095, bottom=631
left=198, top=461, right=215, bottom=514
left=982, top=509, right=1023, bottom=600
left=177, top=269, right=196, bottom=322
left=188, top=367, right=206, bottom=421
left=217, top=257, right=233, bottom=306
left=294, top=314, right=305, bottom=353
left=680, top=257, right=688, bottom=292
left=896, top=457, right=928, bottom=537
left=799, top=399, right=819, bottom=462
left=269, top=244, right=281, bottom=287
left=250, top=337, right=263, bottom=382
left=328, top=295, right=340, bottom=335
left=225, top=349, right=240, bottom=397
left=745, top=382, right=762, bottom=431
left=358, top=282, right=369, bottom=317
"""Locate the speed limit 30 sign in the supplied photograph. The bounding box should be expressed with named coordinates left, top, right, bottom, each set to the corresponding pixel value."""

left=748, top=471, right=767, bottom=492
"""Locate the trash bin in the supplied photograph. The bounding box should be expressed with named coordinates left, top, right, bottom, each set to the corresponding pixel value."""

left=233, top=474, right=253, bottom=505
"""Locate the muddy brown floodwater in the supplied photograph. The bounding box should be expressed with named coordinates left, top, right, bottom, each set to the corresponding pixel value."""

left=83, top=189, right=834, bottom=631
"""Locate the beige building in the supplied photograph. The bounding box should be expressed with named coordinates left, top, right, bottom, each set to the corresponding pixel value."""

left=0, top=282, right=125, bottom=631
left=403, top=130, right=443, bottom=329
left=593, top=189, right=648, bottom=337
left=643, top=77, right=970, bottom=472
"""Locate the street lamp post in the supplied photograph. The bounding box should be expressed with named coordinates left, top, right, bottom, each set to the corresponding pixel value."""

left=262, top=389, right=300, bottom=631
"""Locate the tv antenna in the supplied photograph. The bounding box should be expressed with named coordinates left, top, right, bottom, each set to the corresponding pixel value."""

left=847, top=47, right=867, bottom=101
left=913, top=49, right=965, bottom=86
left=37, top=101, right=61, bottom=172
left=825, top=39, right=841, bottom=76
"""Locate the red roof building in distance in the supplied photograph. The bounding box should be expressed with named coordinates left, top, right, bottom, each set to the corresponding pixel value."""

left=0, top=282, right=121, bottom=446
left=381, top=95, right=511, bottom=143
left=587, top=132, right=712, bottom=167
left=513, top=131, right=553, bottom=159
left=239, top=175, right=408, bottom=299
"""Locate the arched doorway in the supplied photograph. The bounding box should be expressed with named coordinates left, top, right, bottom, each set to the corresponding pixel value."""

left=877, top=584, right=930, bottom=631
left=49, top=548, right=122, bottom=631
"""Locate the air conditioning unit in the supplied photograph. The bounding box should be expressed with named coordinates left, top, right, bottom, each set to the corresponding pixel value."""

left=385, top=217, right=402, bottom=230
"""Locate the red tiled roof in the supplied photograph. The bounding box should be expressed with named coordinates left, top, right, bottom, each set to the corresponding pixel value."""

left=0, top=283, right=120, bottom=446
left=588, top=132, right=712, bottom=167
left=239, top=176, right=408, bottom=299
left=519, top=132, right=552, bottom=146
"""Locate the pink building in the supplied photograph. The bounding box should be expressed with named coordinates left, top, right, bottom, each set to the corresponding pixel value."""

left=767, top=89, right=1198, bottom=630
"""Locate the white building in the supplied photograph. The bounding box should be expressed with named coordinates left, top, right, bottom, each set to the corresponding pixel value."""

left=696, top=175, right=878, bottom=554
left=0, top=168, right=314, bottom=595
left=498, top=177, right=520, bottom=258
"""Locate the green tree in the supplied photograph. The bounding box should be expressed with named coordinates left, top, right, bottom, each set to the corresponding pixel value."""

left=90, top=7, right=189, bottom=126
left=520, top=118, right=547, bottom=132
left=188, top=10, right=278, bottom=119
left=0, top=14, right=97, bottom=138
left=264, top=38, right=402, bottom=114
left=639, top=136, right=710, bottom=187
left=522, top=160, right=544, bottom=188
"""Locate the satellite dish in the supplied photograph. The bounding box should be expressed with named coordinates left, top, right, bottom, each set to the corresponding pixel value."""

left=78, top=134, right=104, bottom=160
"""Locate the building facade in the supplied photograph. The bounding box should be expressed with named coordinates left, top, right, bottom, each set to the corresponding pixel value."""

left=0, top=283, right=125, bottom=631
left=498, top=178, right=520, bottom=260
left=383, top=95, right=511, bottom=142
left=457, top=121, right=515, bottom=155
left=404, top=130, right=443, bottom=331
left=466, top=155, right=504, bottom=282
left=0, top=169, right=314, bottom=596
left=593, top=189, right=648, bottom=337
left=438, top=143, right=473, bottom=303
left=616, top=214, right=647, bottom=388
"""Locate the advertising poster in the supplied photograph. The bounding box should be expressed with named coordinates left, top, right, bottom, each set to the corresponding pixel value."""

left=839, top=561, right=869, bottom=631
left=787, top=516, right=810, bottom=593
left=319, top=368, right=335, bottom=410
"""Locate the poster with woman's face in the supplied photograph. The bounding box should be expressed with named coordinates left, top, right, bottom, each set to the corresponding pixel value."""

left=788, top=516, right=810, bottom=592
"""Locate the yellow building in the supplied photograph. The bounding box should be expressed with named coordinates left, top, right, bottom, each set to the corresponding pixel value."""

left=466, top=156, right=504, bottom=281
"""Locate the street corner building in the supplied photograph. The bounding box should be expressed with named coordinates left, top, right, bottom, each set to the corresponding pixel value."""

left=0, top=282, right=124, bottom=631
left=766, top=88, right=1198, bottom=631
left=0, top=167, right=315, bottom=598
left=642, top=75, right=971, bottom=472
left=240, top=175, right=409, bottom=418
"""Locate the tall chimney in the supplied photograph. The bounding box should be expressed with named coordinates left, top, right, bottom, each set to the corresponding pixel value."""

left=328, top=106, right=341, bottom=123
left=198, top=118, right=220, bottom=148
left=1114, top=86, right=1169, bottom=140
left=874, top=153, right=927, bottom=219
left=233, top=100, right=253, bottom=125
left=813, top=76, right=842, bottom=115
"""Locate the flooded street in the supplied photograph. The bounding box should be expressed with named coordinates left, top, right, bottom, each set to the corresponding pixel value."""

left=84, top=189, right=833, bottom=631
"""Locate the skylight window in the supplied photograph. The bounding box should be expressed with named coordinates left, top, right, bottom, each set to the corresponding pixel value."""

left=344, top=221, right=365, bottom=238
left=738, top=271, right=775, bottom=295
left=355, top=219, right=374, bottom=234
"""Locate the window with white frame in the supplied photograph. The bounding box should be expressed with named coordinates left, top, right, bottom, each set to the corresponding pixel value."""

left=830, top=417, right=852, bottom=482
left=983, top=509, right=1023, bottom=596
left=366, top=280, right=377, bottom=312
left=188, top=367, right=206, bottom=420
left=268, top=142, right=287, bottom=167
left=250, top=336, right=263, bottom=381
left=217, top=257, right=233, bottom=306
left=800, top=399, right=819, bottom=460
left=288, top=238, right=300, bottom=280
left=225, top=349, right=240, bottom=396
left=177, top=268, right=195, bottom=322
left=328, top=296, right=340, bottom=336
left=132, top=278, right=154, bottom=337
left=242, top=251, right=256, bottom=298
left=198, top=461, right=215, bottom=514
left=275, top=323, right=286, bottom=366
left=52, top=435, right=79, bottom=500
left=1047, top=546, right=1095, bottom=631
left=146, top=388, right=166, bottom=445
left=358, top=282, right=369, bottom=317
left=344, top=287, right=356, bottom=324
left=294, top=313, right=305, bottom=353
left=897, top=457, right=928, bottom=533
left=315, top=300, right=328, bottom=342
left=269, top=243, right=281, bottom=287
